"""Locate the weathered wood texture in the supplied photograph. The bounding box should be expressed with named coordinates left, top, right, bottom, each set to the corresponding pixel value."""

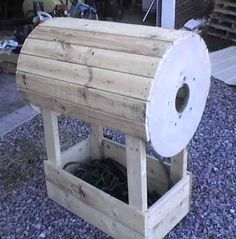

left=208, top=0, right=236, bottom=42
left=45, top=162, right=191, bottom=239
left=102, top=138, right=170, bottom=195
left=44, top=139, right=191, bottom=239
left=40, top=108, right=192, bottom=239
left=16, top=18, right=189, bottom=142
left=170, top=149, right=188, bottom=185
left=41, top=109, right=61, bottom=167
left=126, top=136, right=147, bottom=212
left=45, top=161, right=145, bottom=234
left=61, top=136, right=171, bottom=195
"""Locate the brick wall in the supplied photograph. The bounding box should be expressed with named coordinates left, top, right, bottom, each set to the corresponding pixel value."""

left=175, top=0, right=214, bottom=28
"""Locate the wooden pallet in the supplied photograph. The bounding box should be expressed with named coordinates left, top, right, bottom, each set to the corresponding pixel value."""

left=215, top=0, right=236, bottom=12
left=210, top=12, right=236, bottom=25
left=208, top=26, right=236, bottom=42
left=210, top=19, right=235, bottom=32
left=41, top=109, right=192, bottom=239
left=0, top=52, right=18, bottom=74
left=208, top=0, right=236, bottom=42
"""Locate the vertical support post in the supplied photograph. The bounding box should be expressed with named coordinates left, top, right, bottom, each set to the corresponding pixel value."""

left=42, top=109, right=62, bottom=167
left=90, top=125, right=103, bottom=160
left=170, top=148, right=188, bottom=185
left=156, top=0, right=162, bottom=27
left=161, top=0, right=176, bottom=29
left=126, top=135, right=147, bottom=212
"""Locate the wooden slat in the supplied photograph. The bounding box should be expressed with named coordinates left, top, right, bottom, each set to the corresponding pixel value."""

left=126, top=136, right=147, bottom=212
left=42, top=109, right=62, bottom=167
left=41, top=18, right=188, bottom=42
left=215, top=8, right=236, bottom=17
left=208, top=30, right=227, bottom=39
left=46, top=181, right=144, bottom=239
left=90, top=125, right=103, bottom=160
left=21, top=38, right=160, bottom=78
left=228, top=31, right=236, bottom=41
left=210, top=23, right=235, bottom=33
left=44, top=161, right=145, bottom=233
left=170, top=149, right=187, bottom=185
left=17, top=54, right=151, bottom=101
left=148, top=195, right=189, bottom=239
left=28, top=26, right=173, bottom=58
left=21, top=92, right=147, bottom=140
left=210, top=13, right=236, bottom=24
left=147, top=174, right=191, bottom=238
left=17, top=72, right=147, bottom=123
left=216, top=0, right=236, bottom=9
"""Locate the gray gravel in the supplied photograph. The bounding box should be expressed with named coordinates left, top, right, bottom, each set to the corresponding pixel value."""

left=0, top=78, right=235, bottom=239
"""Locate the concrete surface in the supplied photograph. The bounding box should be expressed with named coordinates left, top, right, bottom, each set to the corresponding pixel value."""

left=0, top=73, right=38, bottom=137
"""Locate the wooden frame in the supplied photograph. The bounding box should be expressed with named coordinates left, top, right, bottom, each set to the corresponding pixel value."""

left=0, top=53, right=18, bottom=74
left=42, top=109, right=192, bottom=239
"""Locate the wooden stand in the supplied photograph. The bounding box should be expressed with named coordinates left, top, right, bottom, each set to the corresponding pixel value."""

left=42, top=109, right=192, bottom=239
left=208, top=0, right=236, bottom=42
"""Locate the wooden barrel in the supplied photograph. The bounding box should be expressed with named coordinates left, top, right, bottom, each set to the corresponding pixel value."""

left=16, top=18, right=211, bottom=157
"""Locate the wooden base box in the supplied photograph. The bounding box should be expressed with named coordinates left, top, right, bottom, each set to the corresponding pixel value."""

left=42, top=110, right=192, bottom=239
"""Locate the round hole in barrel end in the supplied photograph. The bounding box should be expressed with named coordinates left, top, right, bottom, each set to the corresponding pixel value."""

left=175, top=83, right=190, bottom=114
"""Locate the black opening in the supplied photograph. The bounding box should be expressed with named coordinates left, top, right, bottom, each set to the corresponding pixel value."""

left=175, top=83, right=190, bottom=113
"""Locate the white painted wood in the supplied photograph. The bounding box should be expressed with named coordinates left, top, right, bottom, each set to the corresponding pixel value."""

left=41, top=109, right=61, bottom=167
left=170, top=149, right=187, bottom=185
left=147, top=35, right=211, bottom=157
left=210, top=46, right=236, bottom=85
left=90, top=125, right=103, bottom=159
left=126, top=136, right=147, bottom=212
left=161, top=0, right=176, bottom=29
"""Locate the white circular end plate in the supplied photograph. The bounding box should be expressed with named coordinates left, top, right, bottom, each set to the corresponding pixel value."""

left=146, top=34, right=211, bottom=157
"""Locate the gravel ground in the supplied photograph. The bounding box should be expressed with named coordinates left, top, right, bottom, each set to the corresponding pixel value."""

left=0, top=78, right=235, bottom=239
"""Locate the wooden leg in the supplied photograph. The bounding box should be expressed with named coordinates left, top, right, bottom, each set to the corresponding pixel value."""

left=170, top=149, right=188, bottom=185
left=42, top=109, right=62, bottom=167
left=126, top=135, right=147, bottom=212
left=89, top=125, right=103, bottom=160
